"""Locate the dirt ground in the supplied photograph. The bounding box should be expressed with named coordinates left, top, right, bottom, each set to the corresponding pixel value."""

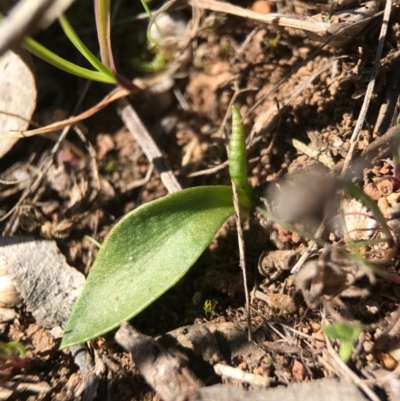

left=1, top=0, right=400, bottom=400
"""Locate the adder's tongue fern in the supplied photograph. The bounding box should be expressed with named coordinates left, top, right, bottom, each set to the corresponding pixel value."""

left=229, top=105, right=255, bottom=204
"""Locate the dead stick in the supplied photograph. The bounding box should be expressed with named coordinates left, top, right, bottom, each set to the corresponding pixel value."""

left=332, top=124, right=400, bottom=177
left=115, top=322, right=203, bottom=401
left=341, top=0, right=392, bottom=174
left=117, top=97, right=182, bottom=194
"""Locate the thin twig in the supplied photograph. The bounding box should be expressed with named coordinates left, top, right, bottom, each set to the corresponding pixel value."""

left=117, top=97, right=181, bottom=194
left=191, top=0, right=380, bottom=45
left=115, top=322, right=203, bottom=401
left=0, top=176, right=33, bottom=186
left=1, top=126, right=70, bottom=233
left=363, top=363, right=400, bottom=386
left=341, top=0, right=392, bottom=174
left=1, top=79, right=92, bottom=231
left=191, top=0, right=382, bottom=121
left=287, top=138, right=335, bottom=169
left=230, top=27, right=259, bottom=64
left=290, top=223, right=324, bottom=273
left=124, top=164, right=155, bottom=192
left=214, top=363, right=273, bottom=387
left=373, top=57, right=400, bottom=135
left=187, top=159, right=229, bottom=177
left=332, top=123, right=400, bottom=176
left=232, top=183, right=252, bottom=342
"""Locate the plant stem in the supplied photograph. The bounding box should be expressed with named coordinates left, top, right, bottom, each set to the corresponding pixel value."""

left=23, top=36, right=116, bottom=84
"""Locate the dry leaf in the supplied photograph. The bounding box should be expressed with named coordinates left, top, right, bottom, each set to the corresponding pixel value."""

left=1, top=86, right=130, bottom=139
left=0, top=48, right=36, bottom=158
left=340, top=198, right=375, bottom=241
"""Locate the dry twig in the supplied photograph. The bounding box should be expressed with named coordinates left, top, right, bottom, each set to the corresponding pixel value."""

left=115, top=322, right=203, bottom=401
left=117, top=97, right=181, bottom=194
left=341, top=0, right=393, bottom=174
left=214, top=363, right=273, bottom=387
left=232, top=183, right=252, bottom=341
left=191, top=0, right=380, bottom=46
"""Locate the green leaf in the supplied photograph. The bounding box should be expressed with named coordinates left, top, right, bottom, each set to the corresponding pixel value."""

left=323, top=321, right=361, bottom=342
left=23, top=36, right=116, bottom=84
left=61, top=186, right=246, bottom=348
left=58, top=15, right=114, bottom=78
left=323, top=321, right=361, bottom=362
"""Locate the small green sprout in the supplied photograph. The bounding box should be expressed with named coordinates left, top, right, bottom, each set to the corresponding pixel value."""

left=0, top=341, right=30, bottom=373
left=324, top=0, right=338, bottom=22
left=323, top=321, right=362, bottom=362
left=264, top=37, right=279, bottom=51
left=131, top=51, right=167, bottom=74
left=203, top=299, right=216, bottom=317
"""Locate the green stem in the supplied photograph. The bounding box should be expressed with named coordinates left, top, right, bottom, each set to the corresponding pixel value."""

left=93, top=0, right=115, bottom=70
left=58, top=15, right=115, bottom=78
left=23, top=36, right=116, bottom=84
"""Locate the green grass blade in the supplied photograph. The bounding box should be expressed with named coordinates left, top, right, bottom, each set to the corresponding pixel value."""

left=23, top=36, right=116, bottom=83
left=139, top=0, right=157, bottom=46
left=58, top=15, right=115, bottom=78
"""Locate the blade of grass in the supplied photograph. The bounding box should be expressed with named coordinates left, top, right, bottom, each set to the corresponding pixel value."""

left=58, top=14, right=114, bottom=78
left=139, top=0, right=157, bottom=46
left=23, top=36, right=116, bottom=83
left=93, top=0, right=115, bottom=70
left=147, top=0, right=177, bottom=48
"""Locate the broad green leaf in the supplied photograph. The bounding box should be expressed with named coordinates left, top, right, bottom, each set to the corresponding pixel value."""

left=323, top=322, right=361, bottom=342
left=61, top=186, right=248, bottom=348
